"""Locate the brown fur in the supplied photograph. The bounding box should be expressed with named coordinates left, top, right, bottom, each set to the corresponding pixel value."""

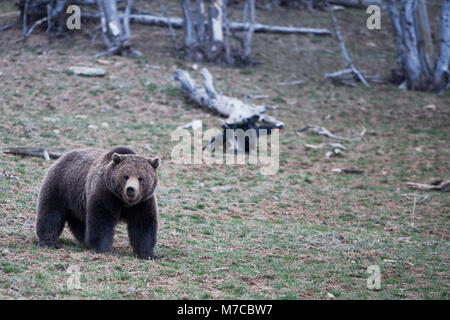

left=36, top=146, right=160, bottom=259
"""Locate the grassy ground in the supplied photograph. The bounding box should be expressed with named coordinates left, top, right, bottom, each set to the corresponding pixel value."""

left=0, top=2, right=449, bottom=299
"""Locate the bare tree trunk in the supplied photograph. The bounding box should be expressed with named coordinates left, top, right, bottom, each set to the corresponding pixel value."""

left=95, top=0, right=136, bottom=56
left=243, top=0, right=256, bottom=62
left=206, top=0, right=225, bottom=61
left=434, top=0, right=450, bottom=91
left=222, top=0, right=233, bottom=63
left=182, top=0, right=200, bottom=60
left=387, top=0, right=449, bottom=91
left=196, top=0, right=206, bottom=47
left=181, top=0, right=226, bottom=62
left=21, top=0, right=68, bottom=38
left=417, top=0, right=434, bottom=69
left=402, top=0, right=425, bottom=90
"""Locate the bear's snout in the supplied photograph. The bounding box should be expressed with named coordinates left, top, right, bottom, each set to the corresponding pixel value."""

left=126, top=186, right=136, bottom=196
left=124, top=177, right=140, bottom=201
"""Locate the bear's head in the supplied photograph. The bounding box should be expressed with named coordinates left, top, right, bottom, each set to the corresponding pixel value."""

left=107, top=153, right=160, bottom=206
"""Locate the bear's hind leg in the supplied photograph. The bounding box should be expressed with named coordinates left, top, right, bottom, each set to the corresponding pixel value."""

left=36, top=208, right=66, bottom=249
left=67, top=216, right=86, bottom=245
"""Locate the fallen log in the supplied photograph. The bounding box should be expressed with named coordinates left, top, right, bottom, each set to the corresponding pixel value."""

left=175, top=68, right=284, bottom=128
left=81, top=12, right=332, bottom=35
left=329, top=0, right=382, bottom=9
left=174, top=68, right=284, bottom=153
left=2, top=147, right=62, bottom=160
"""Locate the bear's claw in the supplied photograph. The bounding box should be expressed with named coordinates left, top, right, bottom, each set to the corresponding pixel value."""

left=38, top=240, right=62, bottom=249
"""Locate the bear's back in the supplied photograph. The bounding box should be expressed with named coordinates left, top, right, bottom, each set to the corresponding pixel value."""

left=49, top=149, right=106, bottom=217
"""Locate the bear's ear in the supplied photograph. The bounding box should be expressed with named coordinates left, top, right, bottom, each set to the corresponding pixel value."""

left=112, top=153, right=124, bottom=165
left=148, top=157, right=160, bottom=170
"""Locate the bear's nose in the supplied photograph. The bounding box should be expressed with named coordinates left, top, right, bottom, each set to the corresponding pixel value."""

left=126, top=186, right=136, bottom=196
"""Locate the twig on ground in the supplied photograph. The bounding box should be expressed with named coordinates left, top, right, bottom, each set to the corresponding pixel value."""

left=276, top=80, right=304, bottom=86
left=305, top=142, right=346, bottom=150
left=211, top=267, right=230, bottom=272
left=299, top=124, right=361, bottom=141
left=244, top=94, right=269, bottom=100
left=331, top=168, right=365, bottom=174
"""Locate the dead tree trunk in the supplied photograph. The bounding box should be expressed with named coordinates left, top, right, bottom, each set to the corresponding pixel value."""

left=96, top=0, right=137, bottom=56
left=174, top=68, right=284, bottom=151
left=19, top=0, right=68, bottom=38
left=207, top=0, right=225, bottom=61
left=241, top=0, right=256, bottom=63
left=434, top=0, right=450, bottom=91
left=387, top=0, right=450, bottom=92
left=182, top=0, right=226, bottom=62
left=181, top=0, right=261, bottom=64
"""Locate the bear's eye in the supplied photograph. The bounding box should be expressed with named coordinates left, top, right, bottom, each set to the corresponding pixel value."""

left=123, top=175, right=129, bottom=180
left=138, top=177, right=143, bottom=182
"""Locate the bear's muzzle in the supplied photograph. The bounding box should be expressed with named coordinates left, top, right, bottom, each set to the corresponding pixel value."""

left=124, top=177, right=139, bottom=203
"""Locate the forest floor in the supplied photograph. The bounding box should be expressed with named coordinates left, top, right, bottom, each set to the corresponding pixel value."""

left=0, top=1, right=448, bottom=299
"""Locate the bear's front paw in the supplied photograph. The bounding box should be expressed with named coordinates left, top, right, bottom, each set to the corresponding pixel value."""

left=139, top=253, right=159, bottom=261
left=38, top=240, right=62, bottom=249
left=93, top=247, right=112, bottom=254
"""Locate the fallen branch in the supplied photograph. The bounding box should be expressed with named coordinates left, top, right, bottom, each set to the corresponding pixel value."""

left=326, top=8, right=369, bottom=87
left=276, top=80, right=304, bottom=86
left=406, top=180, right=450, bottom=192
left=325, top=69, right=382, bottom=87
left=305, top=142, right=345, bottom=150
left=299, top=125, right=361, bottom=141
left=23, top=17, right=47, bottom=41
left=2, top=147, right=62, bottom=160
left=329, top=0, right=382, bottom=8
left=0, top=23, right=14, bottom=32
left=331, top=168, right=365, bottom=174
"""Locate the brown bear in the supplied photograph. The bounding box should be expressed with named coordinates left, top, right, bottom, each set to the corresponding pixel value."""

left=35, top=146, right=160, bottom=260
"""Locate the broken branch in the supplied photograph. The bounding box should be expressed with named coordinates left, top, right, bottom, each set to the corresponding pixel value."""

left=2, top=147, right=62, bottom=160
left=299, top=125, right=360, bottom=141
